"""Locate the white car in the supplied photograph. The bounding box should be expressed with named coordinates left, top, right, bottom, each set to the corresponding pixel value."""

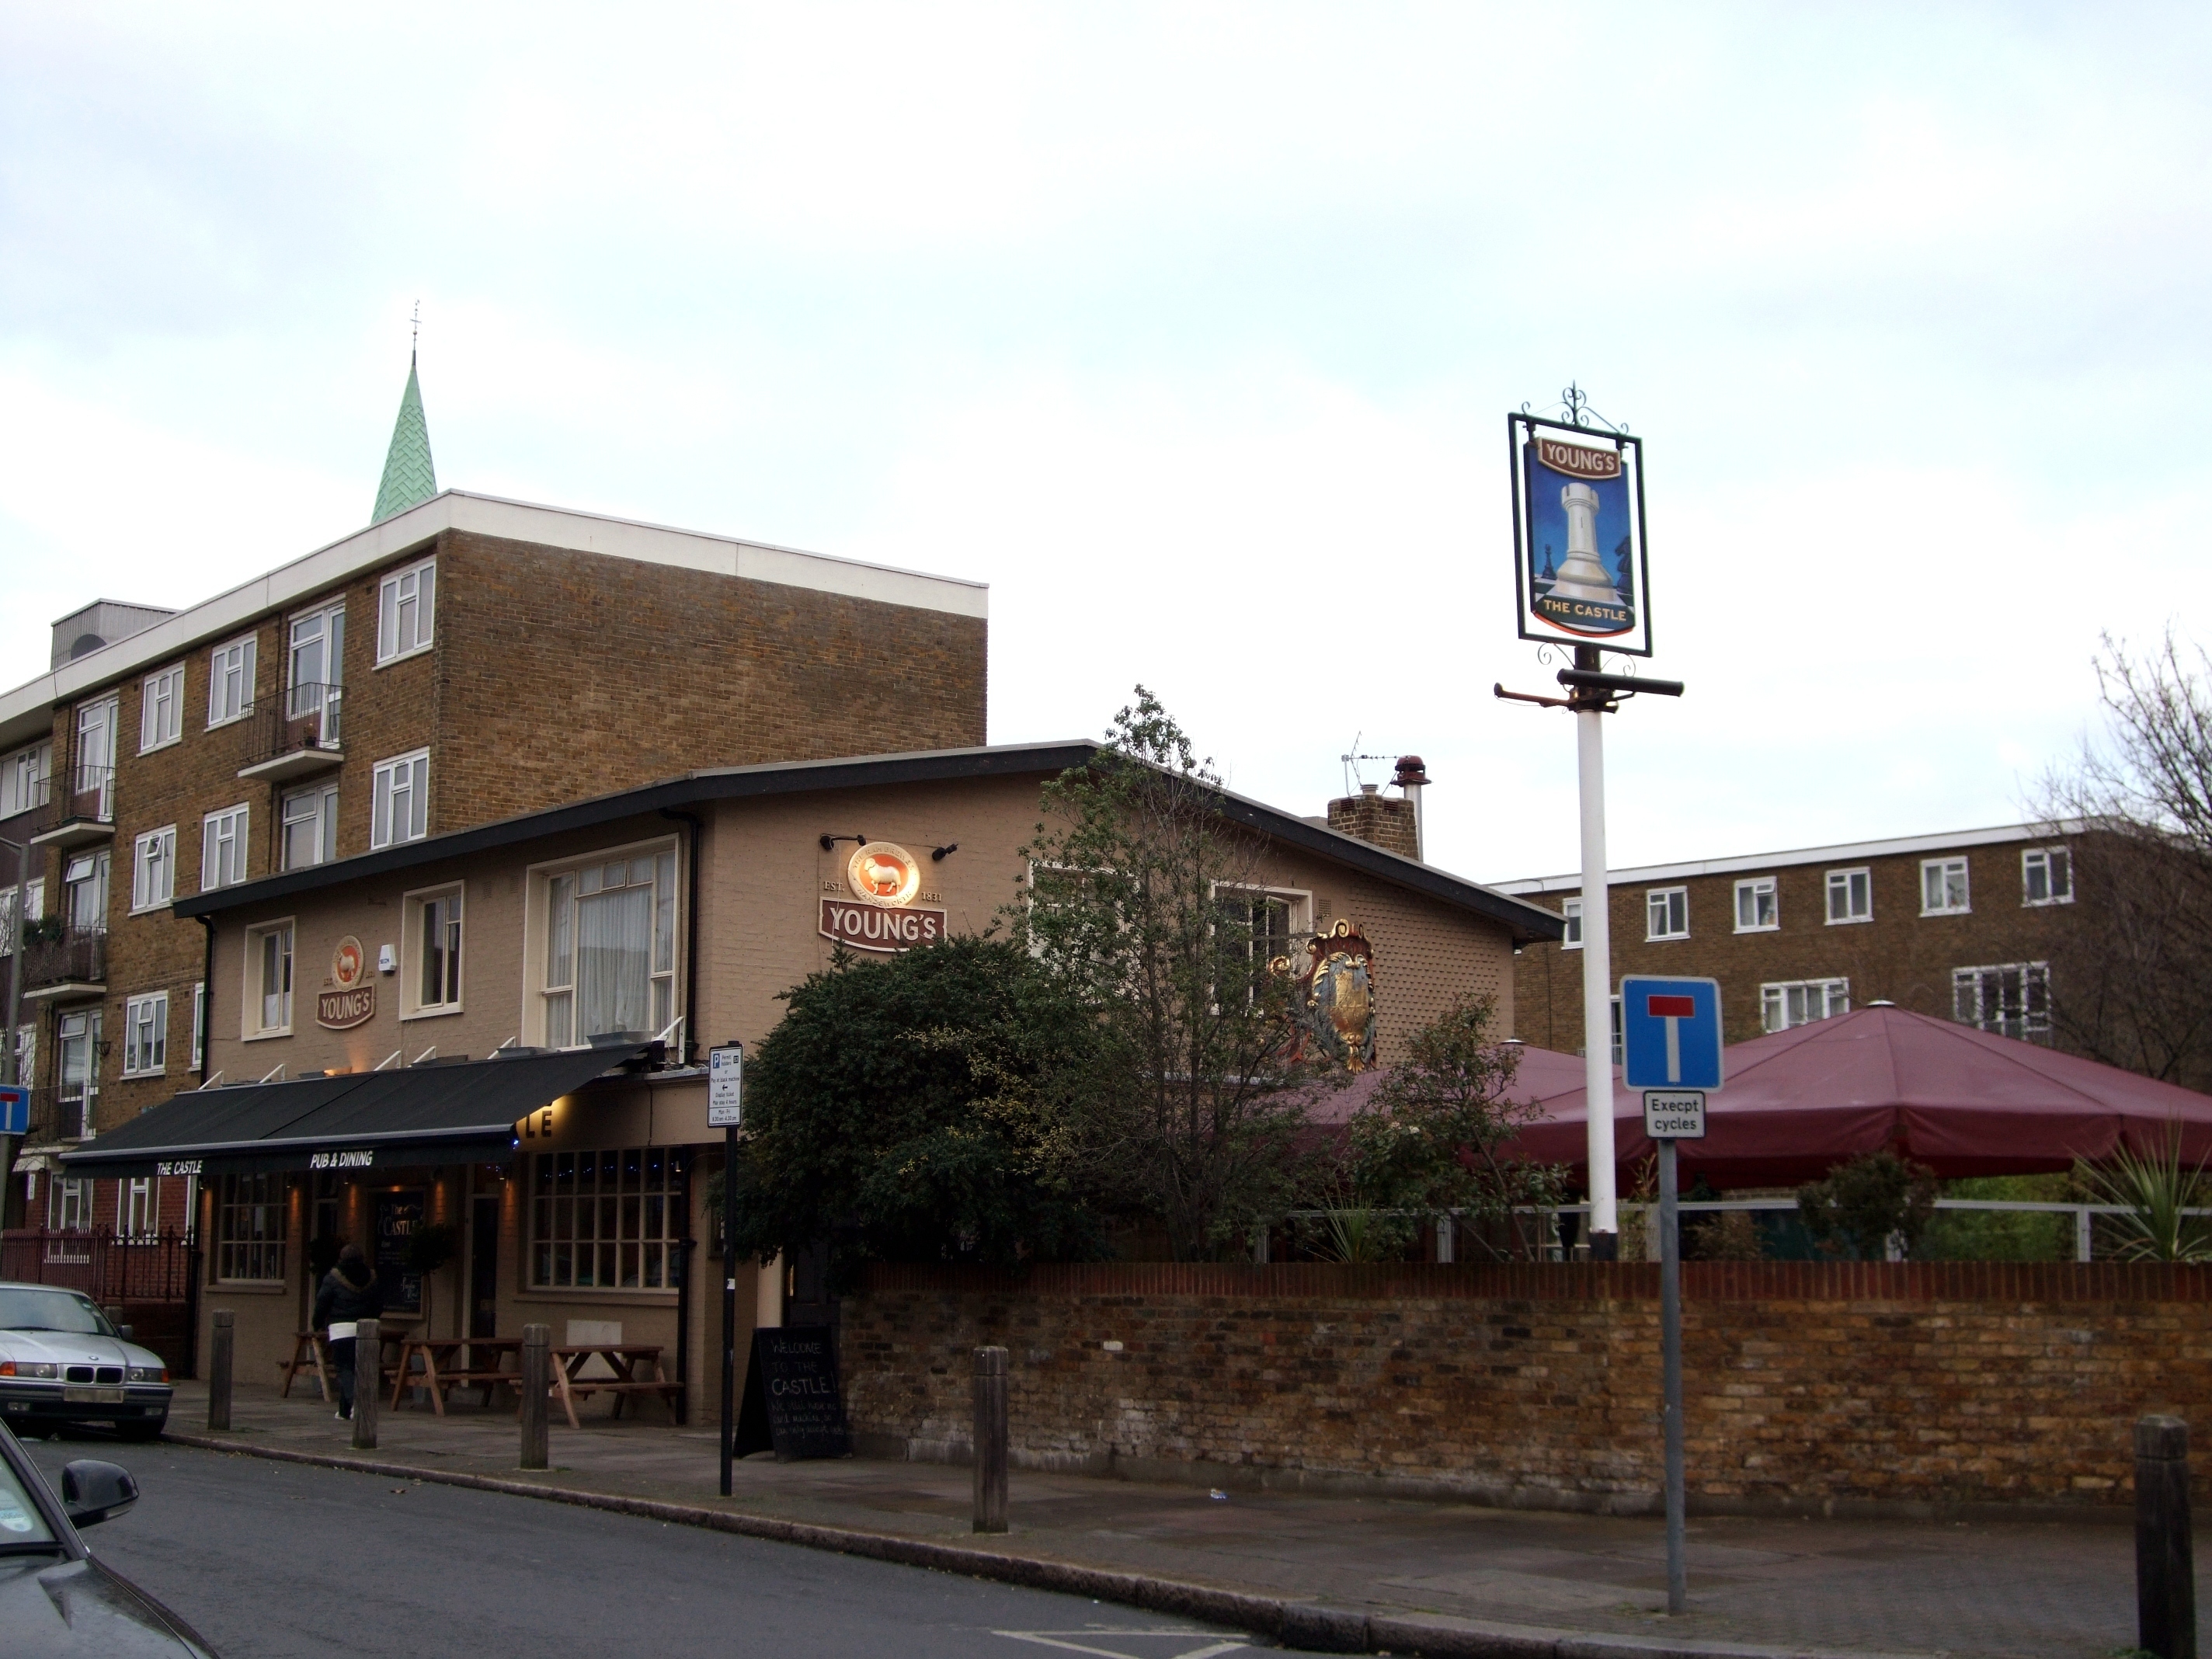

left=0, top=1284, right=172, bottom=1442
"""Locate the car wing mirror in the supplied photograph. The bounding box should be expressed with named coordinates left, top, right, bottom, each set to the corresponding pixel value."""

left=61, top=1459, right=139, bottom=1527
left=114, top=1324, right=134, bottom=1341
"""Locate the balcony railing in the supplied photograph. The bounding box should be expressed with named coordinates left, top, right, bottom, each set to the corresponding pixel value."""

left=21, top=923, right=106, bottom=992
left=239, top=682, right=343, bottom=779
left=23, top=765, right=114, bottom=844
left=25, top=1083, right=96, bottom=1143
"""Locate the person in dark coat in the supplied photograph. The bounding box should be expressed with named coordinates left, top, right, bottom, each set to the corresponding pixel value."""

left=311, top=1243, right=384, bottom=1421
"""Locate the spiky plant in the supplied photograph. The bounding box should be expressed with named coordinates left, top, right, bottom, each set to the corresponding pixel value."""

left=2074, top=1127, right=2212, bottom=1263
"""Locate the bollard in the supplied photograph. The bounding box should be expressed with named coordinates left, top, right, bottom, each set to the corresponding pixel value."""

left=2138, top=1415, right=2196, bottom=1659
left=972, top=1345, right=1007, bottom=1534
left=207, top=1312, right=235, bottom=1432
left=351, top=1318, right=379, bottom=1452
left=520, top=1323, right=550, bottom=1471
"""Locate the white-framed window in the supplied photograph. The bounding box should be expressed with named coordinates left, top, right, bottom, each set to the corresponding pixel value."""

left=56, top=1009, right=98, bottom=1139
left=528, top=1147, right=680, bottom=1290
left=245, top=920, right=294, bottom=1037
left=123, top=990, right=168, bottom=1076
left=47, top=1177, right=92, bottom=1233
left=190, top=981, right=205, bottom=1073
left=1646, top=886, right=1689, bottom=941
left=1213, top=884, right=1309, bottom=968
left=1734, top=877, right=1778, bottom=933
left=14, top=1023, right=35, bottom=1089
left=63, top=850, right=108, bottom=933
left=1921, top=857, right=1970, bottom=916
left=377, top=558, right=436, bottom=663
left=1826, top=867, right=1872, bottom=924
left=0, top=743, right=50, bottom=819
left=215, top=1173, right=285, bottom=1282
left=404, top=883, right=464, bottom=1017
left=287, top=600, right=346, bottom=710
left=131, top=826, right=176, bottom=912
left=371, top=750, right=429, bottom=848
left=1560, top=898, right=1583, bottom=949
left=1762, top=978, right=1850, bottom=1032
left=0, top=883, right=43, bottom=959
left=1954, top=961, right=2050, bottom=1043
left=74, top=697, right=117, bottom=819
left=1609, top=993, right=1622, bottom=1066
left=120, top=1177, right=158, bottom=1239
left=139, top=663, right=185, bottom=753
left=535, top=841, right=681, bottom=1048
left=2023, top=847, right=2073, bottom=906
left=202, top=805, right=249, bottom=891
left=281, top=784, right=340, bottom=871
left=207, top=635, right=257, bottom=727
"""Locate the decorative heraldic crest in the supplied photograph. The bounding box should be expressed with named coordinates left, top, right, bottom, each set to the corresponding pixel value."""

left=1279, top=919, right=1377, bottom=1073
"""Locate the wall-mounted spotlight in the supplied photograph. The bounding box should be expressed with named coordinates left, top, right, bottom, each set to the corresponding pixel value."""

left=819, top=833, right=869, bottom=852
left=930, top=843, right=958, bottom=862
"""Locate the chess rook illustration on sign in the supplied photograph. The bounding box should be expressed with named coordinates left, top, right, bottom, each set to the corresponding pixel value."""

left=1509, top=416, right=1653, bottom=657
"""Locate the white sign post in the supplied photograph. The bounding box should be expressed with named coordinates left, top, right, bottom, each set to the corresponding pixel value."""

left=708, top=1041, right=743, bottom=1498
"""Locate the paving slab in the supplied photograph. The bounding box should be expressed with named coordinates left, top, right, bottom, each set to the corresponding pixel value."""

left=134, top=1379, right=2171, bottom=1658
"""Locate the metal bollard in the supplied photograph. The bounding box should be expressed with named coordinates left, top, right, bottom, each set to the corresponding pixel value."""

left=351, top=1318, right=379, bottom=1452
left=207, top=1312, right=234, bottom=1431
left=2138, top=1415, right=2197, bottom=1659
left=520, top=1323, right=550, bottom=1471
left=972, top=1345, right=1007, bottom=1534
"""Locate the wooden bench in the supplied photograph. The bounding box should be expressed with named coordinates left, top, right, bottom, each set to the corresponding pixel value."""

left=541, top=1344, right=680, bottom=1429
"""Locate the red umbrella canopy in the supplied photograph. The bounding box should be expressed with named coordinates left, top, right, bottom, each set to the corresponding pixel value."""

left=1494, top=1004, right=2212, bottom=1188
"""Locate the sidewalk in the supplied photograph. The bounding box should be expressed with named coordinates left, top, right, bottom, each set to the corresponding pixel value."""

left=154, top=1379, right=2154, bottom=1658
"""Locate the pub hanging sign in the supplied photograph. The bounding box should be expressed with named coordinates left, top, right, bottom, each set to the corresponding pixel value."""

left=316, top=934, right=376, bottom=1030
left=1508, top=412, right=1653, bottom=658
left=818, top=840, right=947, bottom=954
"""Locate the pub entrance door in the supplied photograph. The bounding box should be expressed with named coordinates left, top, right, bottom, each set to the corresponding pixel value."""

left=470, top=1195, right=499, bottom=1339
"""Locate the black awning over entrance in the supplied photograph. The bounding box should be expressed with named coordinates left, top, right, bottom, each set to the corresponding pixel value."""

left=57, top=1043, right=656, bottom=1180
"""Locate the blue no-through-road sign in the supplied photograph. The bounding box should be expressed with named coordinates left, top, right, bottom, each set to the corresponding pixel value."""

left=0, top=1084, right=26, bottom=1136
left=1621, top=976, right=1724, bottom=1092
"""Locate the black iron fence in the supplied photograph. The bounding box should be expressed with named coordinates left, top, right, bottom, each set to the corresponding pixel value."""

left=242, top=681, right=343, bottom=770
left=19, top=925, right=104, bottom=993
left=0, top=1230, right=200, bottom=1375
left=23, top=1083, right=95, bottom=1143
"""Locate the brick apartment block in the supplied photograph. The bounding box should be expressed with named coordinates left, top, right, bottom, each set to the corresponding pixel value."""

left=0, top=490, right=986, bottom=1229
left=1497, top=823, right=2082, bottom=1058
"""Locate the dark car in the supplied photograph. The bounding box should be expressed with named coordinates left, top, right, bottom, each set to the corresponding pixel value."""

left=0, top=1282, right=173, bottom=1439
left=0, top=1415, right=217, bottom=1654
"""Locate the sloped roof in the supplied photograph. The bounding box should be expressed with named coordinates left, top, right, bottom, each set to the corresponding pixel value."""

left=372, top=353, right=438, bottom=523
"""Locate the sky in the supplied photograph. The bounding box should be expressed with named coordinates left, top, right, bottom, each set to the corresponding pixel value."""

left=5, top=4, right=2211, bottom=884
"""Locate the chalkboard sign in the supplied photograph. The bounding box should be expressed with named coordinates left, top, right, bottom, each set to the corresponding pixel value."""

left=374, top=1189, right=425, bottom=1315
left=733, top=1326, right=850, bottom=1461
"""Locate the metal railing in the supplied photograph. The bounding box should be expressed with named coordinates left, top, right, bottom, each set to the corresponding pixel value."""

left=0, top=1230, right=198, bottom=1305
left=244, top=680, right=343, bottom=768
left=21, top=764, right=114, bottom=838
left=24, top=1083, right=96, bottom=1143
left=20, top=923, right=105, bottom=991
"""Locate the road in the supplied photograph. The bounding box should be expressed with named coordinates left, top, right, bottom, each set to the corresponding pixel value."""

left=22, top=1435, right=1263, bottom=1659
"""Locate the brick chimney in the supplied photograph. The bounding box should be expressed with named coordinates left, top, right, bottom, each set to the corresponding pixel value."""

left=1327, top=782, right=1420, bottom=861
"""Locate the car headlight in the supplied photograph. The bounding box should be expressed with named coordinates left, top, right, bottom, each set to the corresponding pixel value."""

left=128, top=1366, right=168, bottom=1383
left=0, top=1362, right=58, bottom=1379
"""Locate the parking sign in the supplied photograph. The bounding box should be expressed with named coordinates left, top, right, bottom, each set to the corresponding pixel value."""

left=1620, top=976, right=1723, bottom=1092
left=708, top=1045, right=743, bottom=1128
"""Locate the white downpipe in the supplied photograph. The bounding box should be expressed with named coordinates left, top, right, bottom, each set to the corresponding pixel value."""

left=1577, top=706, right=1617, bottom=1243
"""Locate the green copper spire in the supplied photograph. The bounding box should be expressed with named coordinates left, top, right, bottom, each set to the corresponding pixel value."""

left=371, top=351, right=438, bottom=523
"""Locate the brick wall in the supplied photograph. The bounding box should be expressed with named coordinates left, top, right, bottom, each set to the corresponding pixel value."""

left=1327, top=790, right=1417, bottom=861
left=840, top=1261, right=2212, bottom=1516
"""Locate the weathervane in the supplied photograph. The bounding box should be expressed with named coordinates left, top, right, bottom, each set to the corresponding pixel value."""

left=412, top=300, right=421, bottom=360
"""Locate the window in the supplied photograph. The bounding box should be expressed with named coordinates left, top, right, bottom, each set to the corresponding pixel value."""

left=202, top=805, right=249, bottom=891
left=377, top=558, right=436, bottom=663
left=139, top=663, right=185, bottom=753
left=287, top=601, right=346, bottom=715
left=121, top=1178, right=158, bottom=1239
left=246, top=921, right=294, bottom=1036
left=207, top=635, right=256, bottom=726
left=405, top=885, right=464, bottom=1016
left=215, top=1173, right=286, bottom=1282
left=281, top=784, right=340, bottom=871
left=1213, top=885, right=1309, bottom=1002
left=123, top=991, right=167, bottom=1076
left=1954, top=962, right=2050, bottom=1043
left=539, top=844, right=680, bottom=1047
left=56, top=1009, right=98, bottom=1139
left=13, top=1024, right=34, bottom=1090
left=1560, top=898, right=1583, bottom=949
left=75, top=697, right=117, bottom=818
left=1762, top=978, right=1850, bottom=1032
left=1734, top=877, right=1778, bottom=933
left=371, top=750, right=429, bottom=847
left=1645, top=886, right=1689, bottom=941
left=47, top=1177, right=91, bottom=1233
left=2023, top=847, right=2073, bottom=906
left=0, top=743, right=50, bottom=819
left=1826, top=867, right=1872, bottom=924
left=190, top=981, right=205, bottom=1072
left=1609, top=993, right=1622, bottom=1066
left=529, top=1148, right=680, bottom=1289
left=1921, top=857, right=1970, bottom=915
left=0, top=880, right=42, bottom=956
left=63, top=850, right=108, bottom=933
left=131, top=826, right=176, bottom=911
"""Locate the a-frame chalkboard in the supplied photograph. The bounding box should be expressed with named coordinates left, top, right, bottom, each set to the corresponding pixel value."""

left=733, top=1325, right=850, bottom=1461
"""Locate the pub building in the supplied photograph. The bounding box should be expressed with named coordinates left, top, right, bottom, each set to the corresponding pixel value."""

left=61, top=742, right=1560, bottom=1413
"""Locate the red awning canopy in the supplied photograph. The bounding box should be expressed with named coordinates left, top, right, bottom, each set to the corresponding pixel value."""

left=1488, top=1004, right=2212, bottom=1187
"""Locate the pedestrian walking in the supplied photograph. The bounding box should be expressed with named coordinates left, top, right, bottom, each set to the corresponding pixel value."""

left=311, top=1243, right=384, bottom=1421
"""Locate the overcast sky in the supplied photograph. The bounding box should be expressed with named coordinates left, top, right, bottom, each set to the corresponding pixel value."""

left=5, top=5, right=2209, bottom=882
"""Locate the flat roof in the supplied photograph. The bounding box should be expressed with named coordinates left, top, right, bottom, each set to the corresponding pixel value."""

left=1491, top=819, right=2083, bottom=898
left=174, top=739, right=1564, bottom=944
left=0, top=490, right=989, bottom=753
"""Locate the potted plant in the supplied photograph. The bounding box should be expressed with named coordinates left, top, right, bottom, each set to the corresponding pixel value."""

left=403, top=1222, right=460, bottom=1334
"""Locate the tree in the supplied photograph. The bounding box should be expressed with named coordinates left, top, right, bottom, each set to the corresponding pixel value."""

left=718, top=936, right=1109, bottom=1277
left=2041, top=632, right=2212, bottom=1090
left=1016, top=688, right=1334, bottom=1261
left=1796, top=1151, right=1937, bottom=1260
left=1322, top=996, right=1567, bottom=1261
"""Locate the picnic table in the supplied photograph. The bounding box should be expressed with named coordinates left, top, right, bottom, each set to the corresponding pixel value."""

left=388, top=1335, right=525, bottom=1415
left=541, top=1343, right=678, bottom=1430
left=283, top=1327, right=409, bottom=1402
